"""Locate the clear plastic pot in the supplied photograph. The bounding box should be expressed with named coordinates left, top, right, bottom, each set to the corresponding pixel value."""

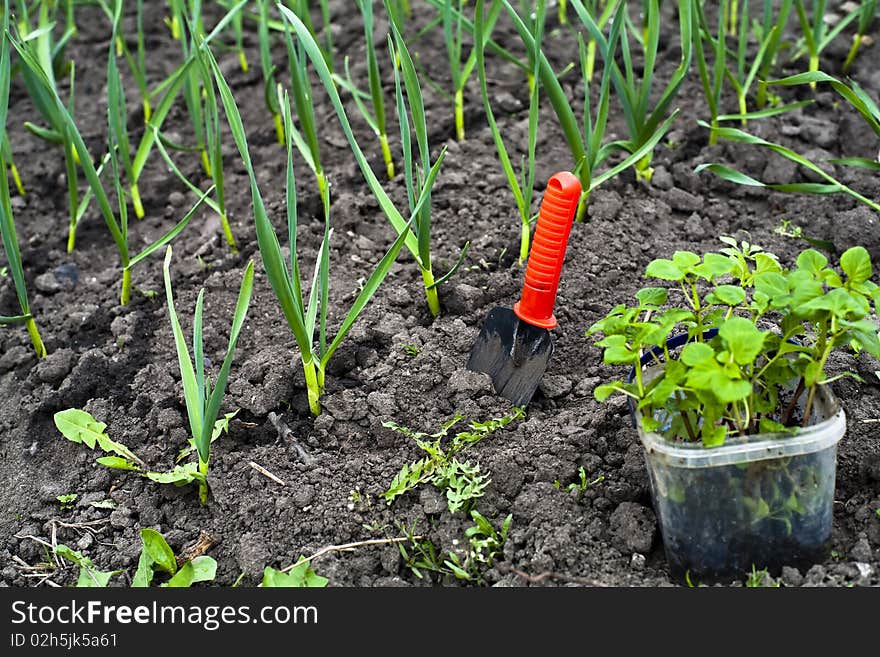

left=636, top=384, right=845, bottom=583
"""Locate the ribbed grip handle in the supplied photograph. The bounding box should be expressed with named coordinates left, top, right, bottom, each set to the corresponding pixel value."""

left=513, top=171, right=581, bottom=329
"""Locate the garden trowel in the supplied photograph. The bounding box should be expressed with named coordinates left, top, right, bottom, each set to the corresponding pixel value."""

left=467, top=171, right=581, bottom=407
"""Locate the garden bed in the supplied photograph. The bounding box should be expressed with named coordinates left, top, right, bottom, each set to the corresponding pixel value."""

left=1, top=1, right=879, bottom=587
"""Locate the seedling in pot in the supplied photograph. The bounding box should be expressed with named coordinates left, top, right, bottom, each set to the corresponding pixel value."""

left=589, top=239, right=880, bottom=444
left=468, top=172, right=580, bottom=407
left=590, top=240, right=880, bottom=578
left=162, top=246, right=254, bottom=505
left=0, top=24, right=46, bottom=357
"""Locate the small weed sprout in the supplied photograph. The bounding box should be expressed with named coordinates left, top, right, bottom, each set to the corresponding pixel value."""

left=56, top=494, right=77, bottom=511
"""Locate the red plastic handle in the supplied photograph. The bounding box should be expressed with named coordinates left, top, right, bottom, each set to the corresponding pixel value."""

left=513, top=171, right=581, bottom=329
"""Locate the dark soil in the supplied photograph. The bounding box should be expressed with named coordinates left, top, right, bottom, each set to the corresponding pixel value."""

left=2, top=2, right=880, bottom=588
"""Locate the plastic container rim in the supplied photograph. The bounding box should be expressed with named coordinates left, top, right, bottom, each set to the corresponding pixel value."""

left=636, top=385, right=846, bottom=469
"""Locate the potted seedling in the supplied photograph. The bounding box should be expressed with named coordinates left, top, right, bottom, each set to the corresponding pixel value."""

left=589, top=238, right=880, bottom=581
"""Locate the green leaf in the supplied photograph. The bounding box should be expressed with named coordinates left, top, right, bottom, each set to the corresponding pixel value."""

left=701, top=424, right=726, bottom=447
left=754, top=272, right=790, bottom=305
left=672, top=251, right=700, bottom=270
left=53, top=409, right=108, bottom=450
left=645, top=258, right=684, bottom=281
left=759, top=418, right=790, bottom=434
left=54, top=544, right=121, bottom=588
left=680, top=341, right=715, bottom=366
left=636, top=287, right=668, bottom=306
left=594, top=381, right=625, bottom=402
left=718, top=316, right=766, bottom=365
left=841, top=246, right=872, bottom=284
left=693, top=252, right=736, bottom=280
left=796, top=249, right=828, bottom=275
left=146, top=463, right=203, bottom=486
left=261, top=561, right=328, bottom=588
left=95, top=456, right=140, bottom=471
left=140, top=529, right=177, bottom=576
left=131, top=549, right=154, bottom=588
left=53, top=409, right=143, bottom=465
left=710, top=285, right=746, bottom=306
left=163, top=556, right=217, bottom=587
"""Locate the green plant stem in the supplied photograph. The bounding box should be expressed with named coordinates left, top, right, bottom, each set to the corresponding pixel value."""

left=219, top=212, right=237, bottom=253
left=198, top=458, right=209, bottom=505
left=200, top=148, right=212, bottom=177
left=781, top=376, right=805, bottom=425
left=519, top=220, right=530, bottom=264
left=585, top=37, right=596, bottom=81
left=808, top=53, right=818, bottom=89
left=25, top=316, right=46, bottom=358
left=737, top=93, right=747, bottom=126
left=756, top=79, right=768, bottom=108
left=843, top=34, right=862, bottom=73
left=120, top=267, right=132, bottom=306
left=131, top=182, right=144, bottom=219
left=303, top=356, right=321, bottom=415
left=454, top=88, right=464, bottom=141
left=680, top=410, right=697, bottom=441
left=708, top=118, right=719, bottom=145
left=559, top=0, right=567, bottom=25
left=421, top=267, right=440, bottom=317
left=9, top=162, right=23, bottom=196
left=379, top=132, right=394, bottom=179
left=66, top=225, right=75, bottom=252
left=273, top=112, right=284, bottom=145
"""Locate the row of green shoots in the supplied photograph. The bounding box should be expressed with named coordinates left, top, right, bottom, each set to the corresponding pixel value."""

left=2, top=1, right=879, bottom=419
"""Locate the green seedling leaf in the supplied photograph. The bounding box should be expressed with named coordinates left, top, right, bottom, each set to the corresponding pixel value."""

left=95, top=456, right=140, bottom=471
left=89, top=499, right=117, bottom=510
left=796, top=248, right=828, bottom=275
left=55, top=544, right=121, bottom=588
left=146, top=462, right=204, bottom=486
left=680, top=341, right=714, bottom=366
left=163, top=556, right=217, bottom=588
left=261, top=560, right=328, bottom=588
left=54, top=409, right=143, bottom=466
left=718, top=316, right=766, bottom=365
left=841, top=246, right=872, bottom=284
left=140, top=529, right=176, bottom=576
left=53, top=409, right=109, bottom=450
left=645, top=258, right=684, bottom=281
left=637, top=287, right=668, bottom=306
left=709, top=285, right=746, bottom=306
